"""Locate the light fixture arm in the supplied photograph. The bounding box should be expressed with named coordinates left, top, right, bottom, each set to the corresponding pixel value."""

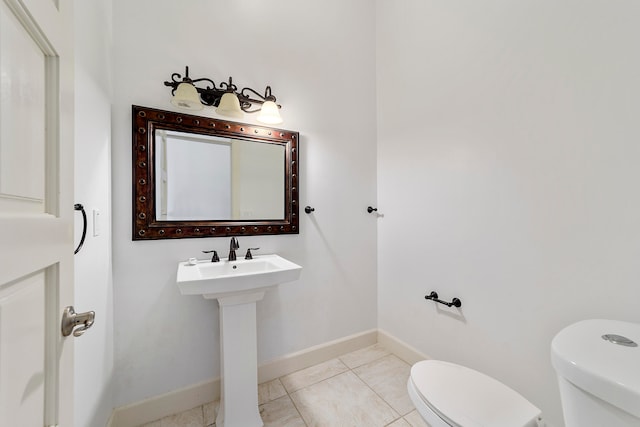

left=163, top=66, right=282, bottom=114
left=239, top=86, right=280, bottom=113
left=165, top=66, right=216, bottom=92
left=219, top=77, right=238, bottom=93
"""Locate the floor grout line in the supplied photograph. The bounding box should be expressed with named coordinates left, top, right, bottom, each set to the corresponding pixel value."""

left=281, top=367, right=349, bottom=395
left=283, top=387, right=309, bottom=427
left=351, top=368, right=402, bottom=419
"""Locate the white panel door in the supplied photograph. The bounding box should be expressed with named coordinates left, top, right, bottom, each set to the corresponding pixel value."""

left=0, top=0, right=76, bottom=426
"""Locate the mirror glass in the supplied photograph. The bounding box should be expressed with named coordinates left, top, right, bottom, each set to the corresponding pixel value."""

left=132, top=105, right=299, bottom=240
left=155, top=130, right=285, bottom=221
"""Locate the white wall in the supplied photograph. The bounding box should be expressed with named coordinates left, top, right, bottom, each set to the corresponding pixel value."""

left=74, top=0, right=114, bottom=425
left=376, top=1, right=640, bottom=426
left=111, top=0, right=377, bottom=407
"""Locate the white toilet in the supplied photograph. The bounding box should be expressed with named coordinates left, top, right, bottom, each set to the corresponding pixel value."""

left=407, top=360, right=541, bottom=427
left=408, top=319, right=640, bottom=427
left=551, top=318, right=640, bottom=427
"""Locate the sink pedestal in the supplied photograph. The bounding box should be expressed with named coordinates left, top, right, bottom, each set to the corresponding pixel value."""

left=210, top=291, right=272, bottom=427
left=176, top=255, right=302, bottom=427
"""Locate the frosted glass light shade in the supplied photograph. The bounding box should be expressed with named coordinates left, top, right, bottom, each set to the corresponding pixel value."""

left=215, top=92, right=244, bottom=119
left=257, top=101, right=283, bottom=124
left=170, top=82, right=203, bottom=110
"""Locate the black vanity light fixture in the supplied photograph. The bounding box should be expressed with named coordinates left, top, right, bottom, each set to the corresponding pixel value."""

left=163, top=66, right=283, bottom=124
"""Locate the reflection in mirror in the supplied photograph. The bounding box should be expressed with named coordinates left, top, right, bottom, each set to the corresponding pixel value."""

left=155, top=130, right=285, bottom=221
left=132, top=105, right=299, bottom=240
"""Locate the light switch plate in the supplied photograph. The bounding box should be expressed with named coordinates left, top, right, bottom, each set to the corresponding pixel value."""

left=93, top=209, right=101, bottom=237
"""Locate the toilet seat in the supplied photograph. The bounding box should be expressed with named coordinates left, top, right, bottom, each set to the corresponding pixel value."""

left=409, top=360, right=540, bottom=427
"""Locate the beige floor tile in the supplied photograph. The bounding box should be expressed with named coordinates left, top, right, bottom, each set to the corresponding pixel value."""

left=404, top=410, right=430, bottom=427
left=157, top=406, right=204, bottom=427
left=291, top=371, right=398, bottom=427
left=387, top=418, right=411, bottom=427
left=139, top=420, right=162, bottom=427
left=203, top=400, right=219, bottom=426
left=280, top=358, right=349, bottom=393
left=259, top=378, right=288, bottom=404
left=339, top=344, right=391, bottom=369
left=259, top=395, right=306, bottom=427
left=354, top=354, right=414, bottom=416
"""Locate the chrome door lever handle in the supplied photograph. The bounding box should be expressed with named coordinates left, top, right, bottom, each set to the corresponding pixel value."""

left=61, top=306, right=95, bottom=337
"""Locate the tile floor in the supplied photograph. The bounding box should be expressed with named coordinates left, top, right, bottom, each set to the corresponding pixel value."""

left=140, top=344, right=430, bottom=427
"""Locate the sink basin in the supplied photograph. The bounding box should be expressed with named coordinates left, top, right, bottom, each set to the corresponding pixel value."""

left=177, top=254, right=302, bottom=300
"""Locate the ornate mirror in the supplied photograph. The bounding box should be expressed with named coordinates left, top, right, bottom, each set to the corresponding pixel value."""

left=132, top=105, right=299, bottom=240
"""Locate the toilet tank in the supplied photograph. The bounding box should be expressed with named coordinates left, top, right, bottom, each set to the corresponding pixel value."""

left=551, top=319, right=640, bottom=427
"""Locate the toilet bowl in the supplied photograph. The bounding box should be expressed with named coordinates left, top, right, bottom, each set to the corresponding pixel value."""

left=408, top=360, right=541, bottom=427
left=552, top=319, right=640, bottom=427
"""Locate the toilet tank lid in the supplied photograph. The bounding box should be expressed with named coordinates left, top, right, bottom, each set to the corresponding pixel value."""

left=551, top=319, right=640, bottom=418
left=411, top=360, right=540, bottom=427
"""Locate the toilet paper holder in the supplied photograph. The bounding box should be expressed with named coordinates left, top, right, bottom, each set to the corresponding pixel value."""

left=425, top=291, right=462, bottom=308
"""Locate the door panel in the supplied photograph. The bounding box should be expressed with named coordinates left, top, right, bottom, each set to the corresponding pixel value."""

left=0, top=0, right=46, bottom=207
left=0, top=271, right=46, bottom=427
left=0, top=0, right=75, bottom=425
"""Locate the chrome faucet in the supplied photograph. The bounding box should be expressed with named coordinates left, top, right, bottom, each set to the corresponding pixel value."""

left=228, top=237, right=239, bottom=261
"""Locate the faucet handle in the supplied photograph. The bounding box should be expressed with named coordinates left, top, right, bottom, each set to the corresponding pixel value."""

left=245, top=248, right=260, bottom=260
left=202, top=250, right=220, bottom=262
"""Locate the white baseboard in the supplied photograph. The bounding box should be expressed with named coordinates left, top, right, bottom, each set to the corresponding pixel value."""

left=110, top=329, right=377, bottom=427
left=110, top=378, right=220, bottom=427
left=258, top=328, right=377, bottom=384
left=377, top=329, right=430, bottom=365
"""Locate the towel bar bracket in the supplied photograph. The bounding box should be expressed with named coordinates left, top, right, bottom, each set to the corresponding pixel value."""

left=424, top=291, right=462, bottom=308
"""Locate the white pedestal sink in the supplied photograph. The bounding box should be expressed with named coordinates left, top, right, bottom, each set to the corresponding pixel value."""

left=177, top=254, right=302, bottom=427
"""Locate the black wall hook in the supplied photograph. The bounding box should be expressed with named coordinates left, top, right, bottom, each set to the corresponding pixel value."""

left=305, top=206, right=315, bottom=214
left=367, top=206, right=378, bottom=213
left=425, top=291, right=462, bottom=308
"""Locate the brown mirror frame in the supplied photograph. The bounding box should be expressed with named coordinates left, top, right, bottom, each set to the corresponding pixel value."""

left=132, top=105, right=299, bottom=240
